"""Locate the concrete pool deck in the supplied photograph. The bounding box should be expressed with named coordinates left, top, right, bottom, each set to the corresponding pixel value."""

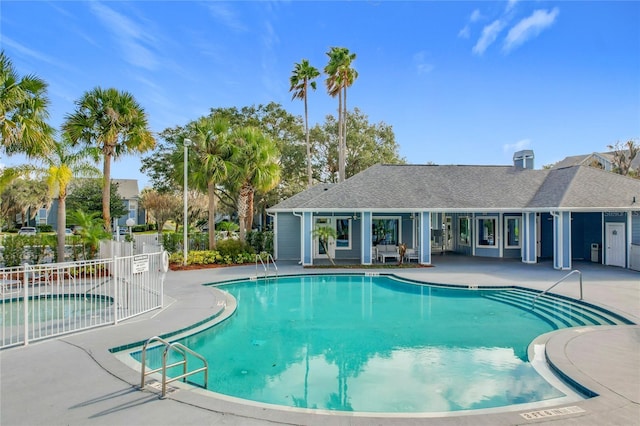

left=1, top=255, right=638, bottom=425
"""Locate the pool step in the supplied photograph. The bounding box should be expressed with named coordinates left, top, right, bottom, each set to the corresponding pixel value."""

left=482, top=289, right=630, bottom=329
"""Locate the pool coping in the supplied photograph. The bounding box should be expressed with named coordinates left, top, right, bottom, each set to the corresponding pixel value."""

left=1, top=257, right=638, bottom=425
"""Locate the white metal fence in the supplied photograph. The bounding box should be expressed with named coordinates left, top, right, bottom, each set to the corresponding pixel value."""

left=100, top=234, right=163, bottom=259
left=0, top=251, right=167, bottom=349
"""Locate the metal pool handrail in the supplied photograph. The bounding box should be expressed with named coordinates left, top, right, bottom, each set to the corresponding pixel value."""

left=255, top=253, right=278, bottom=278
left=140, top=336, right=208, bottom=398
left=532, top=269, right=582, bottom=309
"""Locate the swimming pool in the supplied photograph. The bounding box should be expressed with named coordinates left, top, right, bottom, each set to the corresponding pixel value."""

left=134, top=274, right=631, bottom=413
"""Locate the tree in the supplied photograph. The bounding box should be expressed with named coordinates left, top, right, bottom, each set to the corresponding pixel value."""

left=324, top=47, right=358, bottom=183
left=608, top=139, right=639, bottom=177
left=39, top=135, right=100, bottom=261
left=66, top=209, right=110, bottom=259
left=183, top=116, right=234, bottom=249
left=230, top=127, right=280, bottom=241
left=0, top=50, right=54, bottom=158
left=139, top=189, right=182, bottom=233
left=312, top=225, right=337, bottom=266
left=63, top=87, right=155, bottom=232
left=290, top=59, right=320, bottom=188
left=312, top=108, right=404, bottom=182
left=209, top=103, right=306, bottom=203
left=140, top=131, right=182, bottom=194
left=66, top=179, right=128, bottom=222
left=0, top=177, right=49, bottom=228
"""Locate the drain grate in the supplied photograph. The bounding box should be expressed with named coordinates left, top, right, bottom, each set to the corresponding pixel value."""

left=520, top=406, right=585, bottom=420
left=146, top=381, right=179, bottom=394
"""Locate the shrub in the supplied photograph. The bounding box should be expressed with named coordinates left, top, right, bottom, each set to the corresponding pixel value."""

left=2, top=235, right=25, bottom=267
left=217, top=239, right=254, bottom=259
left=37, top=224, right=54, bottom=233
left=162, top=233, right=181, bottom=253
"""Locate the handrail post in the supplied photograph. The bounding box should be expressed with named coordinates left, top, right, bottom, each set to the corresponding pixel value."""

left=532, top=269, right=582, bottom=308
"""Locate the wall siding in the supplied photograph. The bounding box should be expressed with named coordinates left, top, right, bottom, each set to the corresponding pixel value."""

left=276, top=213, right=301, bottom=261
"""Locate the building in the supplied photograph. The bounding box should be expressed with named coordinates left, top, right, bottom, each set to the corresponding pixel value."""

left=267, top=151, right=640, bottom=271
left=44, top=179, right=145, bottom=230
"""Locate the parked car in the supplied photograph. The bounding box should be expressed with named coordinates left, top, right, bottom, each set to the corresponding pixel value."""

left=58, top=228, right=73, bottom=236
left=17, top=226, right=37, bottom=236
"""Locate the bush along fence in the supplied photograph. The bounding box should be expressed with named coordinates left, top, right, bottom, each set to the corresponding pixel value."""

left=0, top=251, right=167, bottom=349
left=163, top=230, right=274, bottom=267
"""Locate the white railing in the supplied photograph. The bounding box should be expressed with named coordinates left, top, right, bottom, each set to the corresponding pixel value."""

left=0, top=251, right=167, bottom=349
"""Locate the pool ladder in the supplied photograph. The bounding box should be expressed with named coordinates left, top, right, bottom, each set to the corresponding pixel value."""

left=256, top=253, right=278, bottom=278
left=531, top=269, right=582, bottom=309
left=139, top=336, right=208, bottom=398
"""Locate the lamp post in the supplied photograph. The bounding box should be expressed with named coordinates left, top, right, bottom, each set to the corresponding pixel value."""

left=183, top=138, right=192, bottom=266
left=126, top=217, right=135, bottom=240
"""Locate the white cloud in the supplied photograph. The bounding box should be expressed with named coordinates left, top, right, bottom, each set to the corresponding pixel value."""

left=459, top=9, right=482, bottom=39
left=503, top=139, right=531, bottom=153
left=458, top=25, right=470, bottom=39
left=1, top=36, right=73, bottom=71
left=472, top=19, right=505, bottom=55
left=503, top=8, right=559, bottom=52
left=206, top=2, right=247, bottom=32
left=89, top=2, right=159, bottom=70
left=506, top=0, right=519, bottom=13
left=413, top=51, right=434, bottom=74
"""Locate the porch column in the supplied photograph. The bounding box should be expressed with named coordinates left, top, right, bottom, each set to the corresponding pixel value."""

left=361, top=211, right=373, bottom=265
left=553, top=211, right=571, bottom=270
left=522, top=212, right=537, bottom=264
left=420, top=211, right=431, bottom=265
left=302, top=212, right=313, bottom=266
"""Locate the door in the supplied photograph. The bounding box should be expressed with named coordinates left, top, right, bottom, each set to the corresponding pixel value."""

left=444, top=216, right=452, bottom=251
left=314, top=218, right=335, bottom=260
left=605, top=222, right=625, bottom=267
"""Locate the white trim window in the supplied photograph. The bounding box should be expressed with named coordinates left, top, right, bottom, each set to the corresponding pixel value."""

left=372, top=217, right=401, bottom=246
left=335, top=217, right=352, bottom=250
left=504, top=216, right=521, bottom=248
left=476, top=216, right=497, bottom=247
left=459, top=216, right=470, bottom=246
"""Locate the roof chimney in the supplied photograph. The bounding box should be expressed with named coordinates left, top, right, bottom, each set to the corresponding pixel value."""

left=513, top=150, right=534, bottom=169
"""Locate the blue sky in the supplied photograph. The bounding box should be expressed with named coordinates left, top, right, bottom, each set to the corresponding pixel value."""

left=2, top=1, right=639, bottom=190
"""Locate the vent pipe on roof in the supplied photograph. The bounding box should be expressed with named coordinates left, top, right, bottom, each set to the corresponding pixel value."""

left=513, top=150, right=534, bottom=169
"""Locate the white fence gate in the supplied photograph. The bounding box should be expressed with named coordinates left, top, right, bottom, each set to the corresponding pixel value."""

left=0, top=251, right=167, bottom=349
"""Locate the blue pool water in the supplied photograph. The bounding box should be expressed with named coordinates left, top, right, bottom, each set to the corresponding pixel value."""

left=1, top=294, right=112, bottom=324
left=135, top=275, right=627, bottom=413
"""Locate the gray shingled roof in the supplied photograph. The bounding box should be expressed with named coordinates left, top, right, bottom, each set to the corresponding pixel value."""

left=112, top=179, right=139, bottom=200
left=269, top=164, right=640, bottom=212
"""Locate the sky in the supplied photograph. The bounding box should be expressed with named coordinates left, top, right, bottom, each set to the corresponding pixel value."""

left=1, top=1, right=639, bottom=190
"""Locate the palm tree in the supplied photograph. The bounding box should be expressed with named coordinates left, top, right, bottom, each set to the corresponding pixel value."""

left=289, top=59, right=320, bottom=188
left=0, top=50, right=54, bottom=157
left=67, top=209, right=110, bottom=260
left=63, top=87, right=155, bottom=232
left=181, top=116, right=234, bottom=250
left=40, top=135, right=100, bottom=261
left=312, top=225, right=337, bottom=266
left=324, top=47, right=357, bottom=182
left=231, top=127, right=280, bottom=241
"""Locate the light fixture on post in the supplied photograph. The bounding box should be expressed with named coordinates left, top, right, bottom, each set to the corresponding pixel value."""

left=126, top=217, right=135, bottom=240
left=183, top=138, right=192, bottom=266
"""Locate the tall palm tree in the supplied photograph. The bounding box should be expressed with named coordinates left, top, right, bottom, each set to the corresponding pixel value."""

left=324, top=47, right=357, bottom=182
left=181, top=116, right=234, bottom=250
left=0, top=50, right=54, bottom=158
left=63, top=87, right=155, bottom=232
left=40, top=135, right=100, bottom=261
left=231, top=127, right=280, bottom=241
left=289, top=59, right=320, bottom=188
